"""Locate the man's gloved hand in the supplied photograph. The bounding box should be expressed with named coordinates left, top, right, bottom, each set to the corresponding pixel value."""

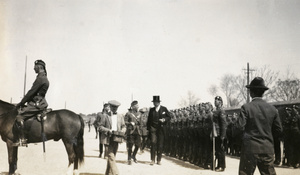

left=16, top=102, right=23, bottom=109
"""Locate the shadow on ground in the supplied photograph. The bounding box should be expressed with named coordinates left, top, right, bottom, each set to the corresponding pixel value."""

left=79, top=173, right=104, bottom=175
left=85, top=155, right=100, bottom=158
left=140, top=148, right=202, bottom=170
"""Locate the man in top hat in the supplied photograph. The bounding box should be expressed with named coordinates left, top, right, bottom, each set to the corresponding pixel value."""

left=14, top=59, right=49, bottom=146
left=124, top=100, right=142, bottom=165
left=147, top=96, right=171, bottom=165
left=99, top=100, right=126, bottom=175
left=237, top=77, right=282, bottom=175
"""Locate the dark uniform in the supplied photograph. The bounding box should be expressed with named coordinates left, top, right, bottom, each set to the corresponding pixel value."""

left=203, top=102, right=213, bottom=169
left=15, top=60, right=49, bottom=145
left=124, top=101, right=142, bottom=164
left=139, top=107, right=149, bottom=153
left=289, top=106, right=300, bottom=168
left=213, top=96, right=227, bottom=172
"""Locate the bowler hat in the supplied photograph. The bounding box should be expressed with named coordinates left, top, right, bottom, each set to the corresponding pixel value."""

left=152, top=96, right=161, bottom=102
left=108, top=100, right=121, bottom=107
left=246, top=77, right=269, bottom=90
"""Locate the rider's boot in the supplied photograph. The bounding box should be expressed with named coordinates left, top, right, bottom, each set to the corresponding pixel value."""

left=13, top=120, right=27, bottom=147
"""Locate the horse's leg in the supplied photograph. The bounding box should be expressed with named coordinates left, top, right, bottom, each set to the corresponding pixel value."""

left=63, top=139, right=75, bottom=175
left=6, top=142, right=18, bottom=175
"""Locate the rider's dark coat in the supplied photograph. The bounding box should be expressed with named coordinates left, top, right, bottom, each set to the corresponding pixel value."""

left=19, top=71, right=49, bottom=118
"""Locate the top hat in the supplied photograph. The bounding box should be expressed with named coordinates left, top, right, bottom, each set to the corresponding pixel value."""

left=152, top=96, right=161, bottom=102
left=246, top=77, right=269, bottom=90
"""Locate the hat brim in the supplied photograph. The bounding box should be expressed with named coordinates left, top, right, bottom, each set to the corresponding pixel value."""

left=246, top=85, right=269, bottom=90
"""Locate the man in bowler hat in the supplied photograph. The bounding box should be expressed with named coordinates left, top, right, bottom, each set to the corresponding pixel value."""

left=237, top=77, right=282, bottom=175
left=147, top=96, right=171, bottom=165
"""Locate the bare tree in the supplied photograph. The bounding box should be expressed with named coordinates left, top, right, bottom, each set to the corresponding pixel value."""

left=208, top=84, right=218, bottom=97
left=220, top=74, right=239, bottom=108
left=271, top=79, right=300, bottom=101
left=253, top=65, right=279, bottom=101
left=178, top=90, right=201, bottom=107
left=233, top=74, right=247, bottom=105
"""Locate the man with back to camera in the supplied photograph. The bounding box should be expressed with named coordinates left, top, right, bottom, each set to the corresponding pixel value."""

left=147, top=96, right=171, bottom=165
left=237, top=77, right=282, bottom=175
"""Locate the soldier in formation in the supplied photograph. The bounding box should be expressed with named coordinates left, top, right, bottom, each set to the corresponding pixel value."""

left=162, top=98, right=226, bottom=172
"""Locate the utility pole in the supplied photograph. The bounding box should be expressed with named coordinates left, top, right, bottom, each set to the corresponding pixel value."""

left=23, top=56, right=28, bottom=97
left=243, top=63, right=255, bottom=103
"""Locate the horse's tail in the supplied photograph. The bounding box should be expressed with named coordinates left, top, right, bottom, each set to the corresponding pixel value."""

left=74, top=114, right=84, bottom=165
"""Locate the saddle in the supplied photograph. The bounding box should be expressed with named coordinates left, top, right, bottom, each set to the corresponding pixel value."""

left=35, top=108, right=52, bottom=122
left=13, top=108, right=52, bottom=147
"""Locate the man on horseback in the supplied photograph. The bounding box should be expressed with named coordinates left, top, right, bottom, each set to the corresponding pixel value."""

left=14, top=59, right=49, bottom=146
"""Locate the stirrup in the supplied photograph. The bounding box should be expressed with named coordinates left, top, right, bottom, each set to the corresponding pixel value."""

left=12, top=139, right=28, bottom=147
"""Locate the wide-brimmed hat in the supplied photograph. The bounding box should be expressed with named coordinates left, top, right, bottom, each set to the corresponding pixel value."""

left=246, top=77, right=269, bottom=90
left=152, top=96, right=161, bottom=102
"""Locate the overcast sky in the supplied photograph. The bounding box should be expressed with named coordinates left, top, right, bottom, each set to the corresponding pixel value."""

left=1, top=0, right=300, bottom=114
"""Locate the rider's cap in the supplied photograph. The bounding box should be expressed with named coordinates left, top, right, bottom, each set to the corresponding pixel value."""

left=35, top=60, right=46, bottom=67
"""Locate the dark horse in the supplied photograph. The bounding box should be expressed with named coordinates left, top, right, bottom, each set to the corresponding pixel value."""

left=0, top=100, right=84, bottom=175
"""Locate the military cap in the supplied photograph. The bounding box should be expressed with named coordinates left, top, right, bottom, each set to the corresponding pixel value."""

left=35, top=60, right=46, bottom=67
left=131, top=100, right=138, bottom=106
left=108, top=100, right=121, bottom=107
left=215, top=96, right=223, bottom=101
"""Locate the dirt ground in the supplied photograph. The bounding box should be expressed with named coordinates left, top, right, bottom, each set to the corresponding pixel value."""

left=0, top=127, right=299, bottom=175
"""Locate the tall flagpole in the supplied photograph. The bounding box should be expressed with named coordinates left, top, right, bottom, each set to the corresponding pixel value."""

left=23, top=56, right=28, bottom=97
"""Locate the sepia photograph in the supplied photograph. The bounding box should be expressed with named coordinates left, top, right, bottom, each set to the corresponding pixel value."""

left=1, top=0, right=300, bottom=175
